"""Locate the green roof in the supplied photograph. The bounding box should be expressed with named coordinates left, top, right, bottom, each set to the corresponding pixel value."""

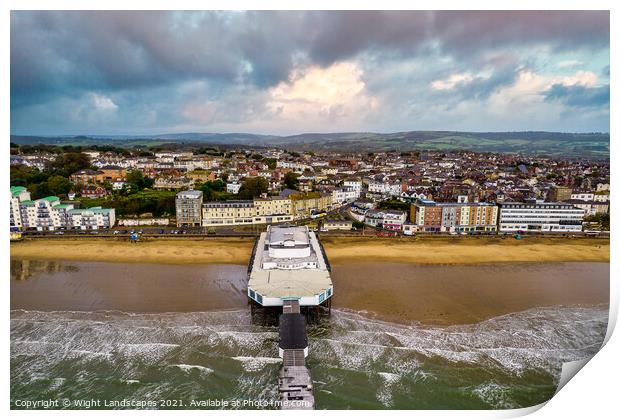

left=69, top=206, right=112, bottom=214
left=52, top=204, right=71, bottom=209
left=10, top=186, right=27, bottom=197
left=20, top=200, right=34, bottom=205
left=41, top=196, right=60, bottom=202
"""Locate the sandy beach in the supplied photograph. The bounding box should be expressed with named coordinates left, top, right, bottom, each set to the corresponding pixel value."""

left=10, top=236, right=610, bottom=265
left=11, top=236, right=610, bottom=326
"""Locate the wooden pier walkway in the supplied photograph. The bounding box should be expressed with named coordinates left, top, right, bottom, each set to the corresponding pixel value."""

left=278, top=299, right=315, bottom=410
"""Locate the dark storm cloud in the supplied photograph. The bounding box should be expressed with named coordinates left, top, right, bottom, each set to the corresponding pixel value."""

left=544, top=83, right=610, bottom=108
left=431, top=11, right=609, bottom=56
left=9, top=10, right=610, bottom=134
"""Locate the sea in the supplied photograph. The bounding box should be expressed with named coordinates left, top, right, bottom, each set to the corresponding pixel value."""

left=10, top=260, right=609, bottom=410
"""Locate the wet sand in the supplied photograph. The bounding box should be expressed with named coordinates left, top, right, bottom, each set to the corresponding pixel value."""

left=330, top=262, right=609, bottom=325
left=10, top=260, right=248, bottom=312
left=10, top=236, right=610, bottom=265
left=11, top=259, right=609, bottom=326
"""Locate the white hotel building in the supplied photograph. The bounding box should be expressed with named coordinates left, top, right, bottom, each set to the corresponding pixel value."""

left=499, top=201, right=584, bottom=233
left=10, top=186, right=116, bottom=231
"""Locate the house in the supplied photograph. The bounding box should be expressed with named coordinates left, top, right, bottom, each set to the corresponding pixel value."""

left=81, top=185, right=108, bottom=199
left=322, top=220, right=353, bottom=231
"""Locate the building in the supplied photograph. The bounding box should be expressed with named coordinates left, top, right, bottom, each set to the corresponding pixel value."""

left=69, top=207, right=116, bottom=230
left=175, top=190, right=203, bottom=227
left=322, top=220, right=352, bottom=231
left=382, top=210, right=408, bottom=230
left=331, top=187, right=358, bottom=204
left=70, top=169, right=105, bottom=184
left=81, top=185, right=108, bottom=198
left=202, top=198, right=294, bottom=227
left=10, top=186, right=30, bottom=231
left=410, top=199, right=498, bottom=233
left=282, top=191, right=333, bottom=219
left=19, top=196, right=68, bottom=231
left=363, top=209, right=407, bottom=230
left=203, top=200, right=256, bottom=226
left=154, top=176, right=194, bottom=190
left=499, top=201, right=584, bottom=232
left=547, top=186, right=572, bottom=202
left=255, top=197, right=292, bottom=216
left=247, top=225, right=333, bottom=307
left=99, top=166, right=127, bottom=182
left=342, top=179, right=363, bottom=196
left=11, top=186, right=115, bottom=231
left=226, top=182, right=242, bottom=194
left=564, top=200, right=609, bottom=217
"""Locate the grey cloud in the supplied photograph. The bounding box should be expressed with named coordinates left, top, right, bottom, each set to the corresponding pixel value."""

left=10, top=10, right=611, bottom=134
left=544, top=83, right=610, bottom=108
left=431, top=11, right=609, bottom=56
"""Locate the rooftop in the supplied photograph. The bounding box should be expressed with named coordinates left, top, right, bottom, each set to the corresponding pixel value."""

left=248, top=227, right=332, bottom=306
left=176, top=190, right=203, bottom=199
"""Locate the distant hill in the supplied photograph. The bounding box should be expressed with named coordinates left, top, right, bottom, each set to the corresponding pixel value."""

left=10, top=131, right=609, bottom=159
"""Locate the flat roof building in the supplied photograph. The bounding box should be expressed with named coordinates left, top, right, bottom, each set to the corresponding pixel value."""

left=247, top=225, right=333, bottom=307
left=175, top=190, right=203, bottom=227
left=499, top=201, right=584, bottom=233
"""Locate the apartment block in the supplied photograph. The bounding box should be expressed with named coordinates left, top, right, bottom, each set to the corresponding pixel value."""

left=410, top=199, right=498, bottom=232
left=547, top=186, right=573, bottom=202
left=10, top=186, right=30, bottom=230
left=498, top=201, right=584, bottom=232
left=69, top=206, right=116, bottom=230
left=202, top=198, right=294, bottom=226
left=175, top=190, right=203, bottom=227
left=10, top=186, right=116, bottom=231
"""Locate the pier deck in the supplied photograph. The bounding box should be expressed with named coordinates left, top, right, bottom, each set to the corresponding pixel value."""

left=278, top=299, right=315, bottom=410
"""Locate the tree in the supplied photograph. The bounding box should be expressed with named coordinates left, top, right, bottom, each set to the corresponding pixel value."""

left=47, top=152, right=92, bottom=177
left=126, top=170, right=154, bottom=191
left=198, top=179, right=226, bottom=200
left=237, top=177, right=268, bottom=199
left=352, top=221, right=365, bottom=229
left=263, top=158, right=277, bottom=169
left=47, top=175, right=73, bottom=196
left=283, top=172, right=300, bottom=190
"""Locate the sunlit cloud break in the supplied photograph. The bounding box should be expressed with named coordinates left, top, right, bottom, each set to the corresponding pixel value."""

left=10, top=10, right=609, bottom=135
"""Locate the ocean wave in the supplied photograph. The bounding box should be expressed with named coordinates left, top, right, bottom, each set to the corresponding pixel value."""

left=169, top=364, right=214, bottom=375
left=10, top=304, right=608, bottom=409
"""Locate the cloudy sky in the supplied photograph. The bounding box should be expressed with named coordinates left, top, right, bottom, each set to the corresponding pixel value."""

left=10, top=11, right=610, bottom=136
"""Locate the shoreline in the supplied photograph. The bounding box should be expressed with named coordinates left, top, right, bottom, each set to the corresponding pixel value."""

left=10, top=236, right=610, bottom=265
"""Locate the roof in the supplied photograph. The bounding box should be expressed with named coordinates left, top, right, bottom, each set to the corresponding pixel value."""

left=52, top=204, right=71, bottom=209
left=176, top=190, right=203, bottom=199
left=248, top=231, right=332, bottom=301
left=10, top=186, right=26, bottom=196
left=268, top=225, right=309, bottom=246
left=41, top=196, right=60, bottom=202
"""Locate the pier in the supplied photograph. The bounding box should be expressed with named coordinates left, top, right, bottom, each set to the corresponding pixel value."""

left=278, top=299, right=314, bottom=409
left=246, top=225, right=332, bottom=410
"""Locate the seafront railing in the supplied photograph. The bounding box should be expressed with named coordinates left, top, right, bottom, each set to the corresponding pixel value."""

left=316, top=235, right=332, bottom=273
left=247, top=236, right=260, bottom=275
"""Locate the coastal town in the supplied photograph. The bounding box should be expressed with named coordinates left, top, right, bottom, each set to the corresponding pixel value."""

left=10, top=144, right=610, bottom=236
